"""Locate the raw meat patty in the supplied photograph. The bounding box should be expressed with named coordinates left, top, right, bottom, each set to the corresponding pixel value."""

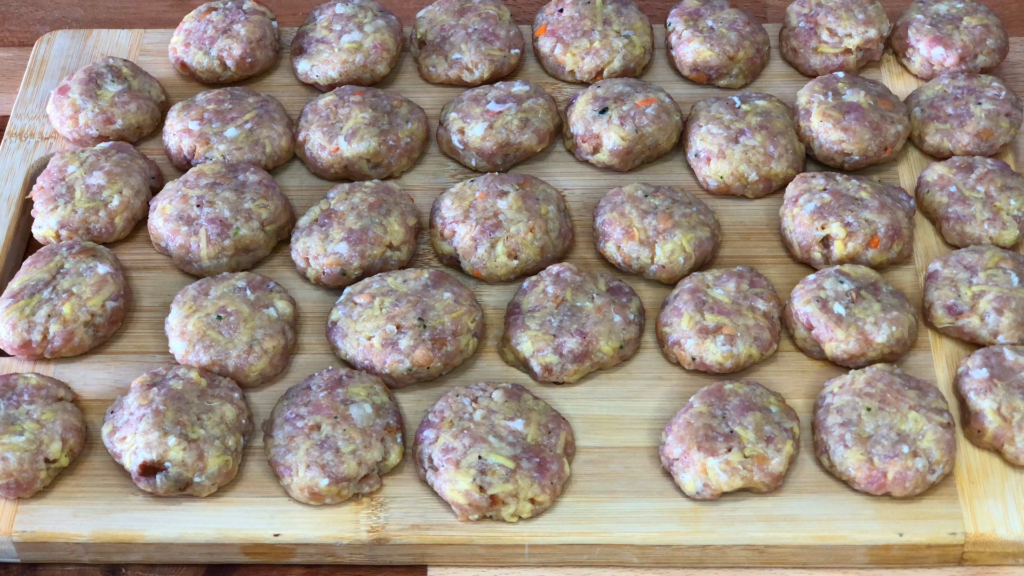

left=814, top=363, right=956, bottom=497
left=955, top=345, right=1024, bottom=465
left=166, top=272, right=297, bottom=388
left=657, top=266, right=783, bottom=374
left=0, top=373, right=85, bottom=499
left=564, top=78, right=683, bottom=172
left=162, top=86, right=294, bottom=171
left=46, top=57, right=168, bottom=146
left=412, top=0, right=523, bottom=86
left=923, top=245, right=1024, bottom=346
left=907, top=73, right=1023, bottom=159
left=291, top=0, right=403, bottom=90
left=660, top=379, right=799, bottom=499
left=890, top=0, right=1009, bottom=80
left=436, top=80, right=560, bottom=172
left=169, top=0, right=280, bottom=84
left=685, top=93, right=805, bottom=198
left=594, top=183, right=720, bottom=284
left=0, top=240, right=129, bottom=359
left=533, top=0, right=653, bottom=84
left=414, top=382, right=575, bottom=522
left=665, top=0, right=770, bottom=89
left=148, top=161, right=294, bottom=277
left=295, top=86, right=428, bottom=181
left=916, top=156, right=1024, bottom=248
left=430, top=173, right=573, bottom=283
left=291, top=180, right=420, bottom=288
left=327, top=269, right=484, bottom=388
left=30, top=141, right=163, bottom=245
left=264, top=367, right=404, bottom=504
left=780, top=172, right=916, bottom=270
left=779, top=0, right=891, bottom=77
left=795, top=72, right=910, bottom=170
left=102, top=365, right=252, bottom=497
left=500, top=262, right=644, bottom=383
left=785, top=264, right=918, bottom=368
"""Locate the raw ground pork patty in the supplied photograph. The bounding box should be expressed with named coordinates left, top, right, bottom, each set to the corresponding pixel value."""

left=166, top=272, right=297, bottom=388
left=436, top=80, right=560, bottom=173
left=916, top=156, right=1024, bottom=248
left=890, top=0, right=1009, bottom=80
left=327, top=268, right=484, bottom=388
left=0, top=373, right=85, bottom=499
left=162, top=86, right=294, bottom=171
left=46, top=56, right=168, bottom=146
left=785, top=264, right=918, bottom=368
left=795, top=72, right=910, bottom=170
left=263, top=367, right=404, bottom=505
left=923, top=245, right=1024, bottom=346
left=657, top=266, right=782, bottom=374
left=665, top=0, right=770, bottom=89
left=102, top=365, right=252, bottom=497
left=814, top=363, right=956, bottom=497
left=168, top=0, right=280, bottom=84
left=907, top=73, right=1023, bottom=159
left=685, top=93, right=805, bottom=198
left=295, top=86, right=428, bottom=181
left=291, top=180, right=420, bottom=289
left=0, top=240, right=129, bottom=359
left=660, top=379, right=800, bottom=500
left=955, top=345, right=1024, bottom=465
left=414, top=382, right=575, bottom=522
left=594, top=183, right=720, bottom=284
left=412, top=0, right=523, bottom=86
left=532, top=0, right=653, bottom=84
left=30, top=141, right=163, bottom=245
left=779, top=0, right=890, bottom=77
left=430, top=173, right=573, bottom=283
left=780, top=172, right=916, bottom=270
left=563, top=78, right=683, bottom=172
left=290, top=0, right=403, bottom=90
left=499, top=262, right=644, bottom=383
left=148, top=161, right=294, bottom=277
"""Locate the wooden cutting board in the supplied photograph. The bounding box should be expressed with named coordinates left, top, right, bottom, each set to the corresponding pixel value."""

left=0, top=24, right=1019, bottom=566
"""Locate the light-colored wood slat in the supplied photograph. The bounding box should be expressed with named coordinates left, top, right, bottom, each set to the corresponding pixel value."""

left=431, top=569, right=1022, bottom=576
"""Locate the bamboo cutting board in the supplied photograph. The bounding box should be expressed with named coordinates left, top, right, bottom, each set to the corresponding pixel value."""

left=0, top=24, right=1019, bottom=566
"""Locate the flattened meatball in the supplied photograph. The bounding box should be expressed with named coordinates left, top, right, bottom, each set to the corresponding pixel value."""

left=780, top=0, right=891, bottom=77
left=430, top=173, right=573, bottom=283
left=412, top=0, right=523, bottom=86
left=437, top=80, right=560, bottom=173
left=291, top=180, right=420, bottom=288
left=780, top=172, right=916, bottom=270
left=891, top=0, right=1009, bottom=80
left=30, top=142, right=163, bottom=245
left=46, top=57, right=168, bottom=146
left=264, top=367, right=404, bottom=504
left=665, top=0, right=770, bottom=89
left=327, top=269, right=484, bottom=388
left=500, top=262, right=644, bottom=383
left=685, top=93, right=804, bottom=198
left=785, top=264, right=918, bottom=368
left=564, top=79, right=683, bottom=172
left=956, top=345, right=1024, bottom=465
left=661, top=379, right=799, bottom=499
left=923, top=245, right=1024, bottom=346
left=169, top=0, right=280, bottom=84
left=814, top=364, right=956, bottom=497
left=0, top=241, right=129, bottom=359
left=414, top=382, right=575, bottom=521
left=0, top=373, right=85, bottom=499
left=291, top=0, right=403, bottom=90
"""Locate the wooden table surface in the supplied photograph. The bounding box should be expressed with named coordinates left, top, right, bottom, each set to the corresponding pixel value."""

left=0, top=0, right=1022, bottom=573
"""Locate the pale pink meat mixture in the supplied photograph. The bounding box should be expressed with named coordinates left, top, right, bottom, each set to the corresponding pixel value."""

left=414, top=382, right=575, bottom=522
left=779, top=0, right=891, bottom=77
left=890, top=0, right=1008, bottom=80
left=30, top=142, right=163, bottom=246
left=665, top=0, right=770, bottom=89
left=169, top=0, right=280, bottom=84
left=264, top=367, right=404, bottom=505
left=955, top=345, right=1024, bottom=465
left=814, top=364, right=956, bottom=497
left=412, top=0, right=524, bottom=86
